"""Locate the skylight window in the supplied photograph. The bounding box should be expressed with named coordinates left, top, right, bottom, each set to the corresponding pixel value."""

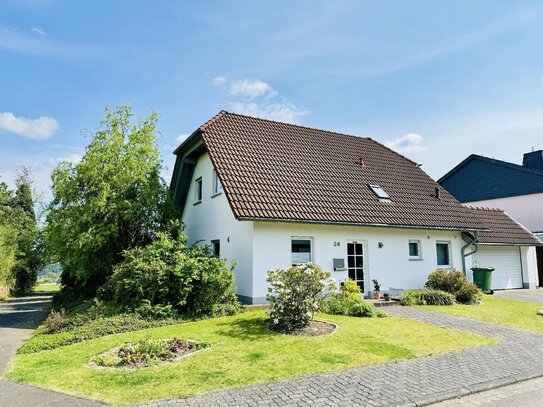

left=369, top=184, right=390, bottom=199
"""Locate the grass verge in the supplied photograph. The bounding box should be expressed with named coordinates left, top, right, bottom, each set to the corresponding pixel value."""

left=8, top=309, right=495, bottom=405
left=419, top=295, right=543, bottom=333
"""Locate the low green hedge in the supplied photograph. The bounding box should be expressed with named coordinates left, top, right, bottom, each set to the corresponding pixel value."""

left=400, top=289, right=456, bottom=306
left=320, top=296, right=387, bottom=318
left=18, top=314, right=179, bottom=354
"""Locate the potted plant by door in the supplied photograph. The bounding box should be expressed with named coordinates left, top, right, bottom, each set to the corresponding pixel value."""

left=372, top=279, right=381, bottom=300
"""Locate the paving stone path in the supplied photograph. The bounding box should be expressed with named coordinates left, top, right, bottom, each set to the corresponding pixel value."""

left=143, top=307, right=543, bottom=407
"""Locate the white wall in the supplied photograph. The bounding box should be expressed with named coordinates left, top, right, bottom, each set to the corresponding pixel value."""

left=181, top=153, right=254, bottom=300
left=251, top=221, right=465, bottom=302
left=466, top=193, right=543, bottom=233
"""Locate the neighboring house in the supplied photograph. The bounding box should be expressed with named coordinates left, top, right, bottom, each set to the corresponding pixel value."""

left=171, top=111, right=539, bottom=303
left=439, top=152, right=543, bottom=286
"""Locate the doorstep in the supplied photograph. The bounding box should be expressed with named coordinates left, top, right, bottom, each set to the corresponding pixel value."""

left=366, top=298, right=401, bottom=307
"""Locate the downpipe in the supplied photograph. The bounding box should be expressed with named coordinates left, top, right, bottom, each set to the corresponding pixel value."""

left=461, top=231, right=479, bottom=276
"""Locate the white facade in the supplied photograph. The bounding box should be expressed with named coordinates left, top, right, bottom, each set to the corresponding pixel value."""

left=181, top=153, right=254, bottom=300
left=182, top=153, right=538, bottom=303
left=466, top=193, right=543, bottom=233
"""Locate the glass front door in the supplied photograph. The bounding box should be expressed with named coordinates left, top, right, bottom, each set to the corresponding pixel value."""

left=347, top=242, right=364, bottom=291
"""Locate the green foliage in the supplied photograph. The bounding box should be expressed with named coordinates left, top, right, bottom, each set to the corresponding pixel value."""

left=425, top=269, right=483, bottom=305
left=320, top=280, right=386, bottom=318
left=372, top=279, right=381, bottom=292
left=99, top=230, right=241, bottom=317
left=340, top=279, right=362, bottom=299
left=10, top=167, right=42, bottom=295
left=19, top=313, right=179, bottom=354
left=455, top=283, right=484, bottom=305
left=266, top=263, right=333, bottom=332
left=45, top=105, right=180, bottom=299
left=400, top=289, right=456, bottom=306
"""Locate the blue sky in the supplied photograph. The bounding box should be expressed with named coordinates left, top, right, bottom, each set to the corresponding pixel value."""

left=2, top=0, right=543, bottom=200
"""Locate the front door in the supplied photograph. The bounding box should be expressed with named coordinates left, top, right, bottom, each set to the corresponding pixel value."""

left=347, top=242, right=364, bottom=292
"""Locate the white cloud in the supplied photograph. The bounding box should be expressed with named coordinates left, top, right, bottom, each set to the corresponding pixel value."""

left=31, top=26, right=46, bottom=36
left=49, top=153, right=82, bottom=165
left=213, top=76, right=309, bottom=124
left=385, top=133, right=427, bottom=154
left=0, top=112, right=59, bottom=139
left=230, top=101, right=309, bottom=124
left=229, top=79, right=275, bottom=99
left=213, top=76, right=227, bottom=86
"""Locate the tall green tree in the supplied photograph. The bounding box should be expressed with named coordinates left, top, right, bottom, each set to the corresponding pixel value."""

left=45, top=105, right=178, bottom=298
left=10, top=167, right=42, bottom=295
left=0, top=181, right=17, bottom=296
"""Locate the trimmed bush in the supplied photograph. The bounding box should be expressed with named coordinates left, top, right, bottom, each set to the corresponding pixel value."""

left=400, top=289, right=456, bottom=306
left=319, top=278, right=387, bottom=318
left=455, top=283, right=483, bottom=305
left=266, top=263, right=333, bottom=332
left=425, top=268, right=483, bottom=305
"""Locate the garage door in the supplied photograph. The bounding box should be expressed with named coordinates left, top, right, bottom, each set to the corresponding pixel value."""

left=472, top=246, right=523, bottom=290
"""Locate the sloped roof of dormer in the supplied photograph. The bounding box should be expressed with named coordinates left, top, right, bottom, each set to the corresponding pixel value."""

left=171, top=111, right=488, bottom=232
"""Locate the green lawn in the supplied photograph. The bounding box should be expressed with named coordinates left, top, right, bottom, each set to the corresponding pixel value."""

left=420, top=295, right=543, bottom=333
left=34, top=283, right=61, bottom=293
left=8, top=309, right=495, bottom=405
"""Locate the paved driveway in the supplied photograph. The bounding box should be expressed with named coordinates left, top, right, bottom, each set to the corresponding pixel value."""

left=143, top=307, right=543, bottom=407
left=493, top=289, right=543, bottom=304
left=0, top=295, right=100, bottom=407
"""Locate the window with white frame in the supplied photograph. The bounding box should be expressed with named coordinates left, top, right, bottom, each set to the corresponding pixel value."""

left=213, top=170, right=223, bottom=195
left=291, top=237, right=312, bottom=265
left=408, top=240, right=421, bottom=260
left=436, top=241, right=451, bottom=267
left=194, top=177, right=202, bottom=204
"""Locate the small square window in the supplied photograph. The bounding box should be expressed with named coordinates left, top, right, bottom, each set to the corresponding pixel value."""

left=369, top=184, right=390, bottom=199
left=213, top=170, right=223, bottom=195
left=436, top=242, right=451, bottom=266
left=211, top=239, right=220, bottom=257
left=194, top=177, right=202, bottom=203
left=409, top=240, right=421, bottom=260
left=291, top=237, right=312, bottom=265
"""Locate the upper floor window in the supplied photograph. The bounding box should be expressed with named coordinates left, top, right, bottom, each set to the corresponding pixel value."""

left=213, top=170, right=223, bottom=195
left=194, top=177, right=202, bottom=204
left=436, top=241, right=451, bottom=267
left=291, top=237, right=312, bottom=265
left=409, top=240, right=421, bottom=260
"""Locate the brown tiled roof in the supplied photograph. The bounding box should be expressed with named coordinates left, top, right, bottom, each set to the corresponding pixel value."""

left=466, top=206, right=541, bottom=245
left=176, top=111, right=488, bottom=231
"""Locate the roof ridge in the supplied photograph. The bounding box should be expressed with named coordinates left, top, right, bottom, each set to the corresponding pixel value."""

left=206, top=110, right=372, bottom=141
left=203, top=110, right=418, bottom=165
left=472, top=154, right=543, bottom=177
left=465, top=205, right=504, bottom=212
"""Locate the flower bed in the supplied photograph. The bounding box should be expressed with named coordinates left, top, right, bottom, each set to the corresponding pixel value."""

left=91, top=337, right=210, bottom=369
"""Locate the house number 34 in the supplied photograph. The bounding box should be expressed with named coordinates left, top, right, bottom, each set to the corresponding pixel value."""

left=333, top=241, right=341, bottom=247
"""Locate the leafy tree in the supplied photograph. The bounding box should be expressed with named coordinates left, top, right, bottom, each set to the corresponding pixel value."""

left=10, top=167, right=42, bottom=295
left=0, top=181, right=17, bottom=296
left=45, top=105, right=178, bottom=299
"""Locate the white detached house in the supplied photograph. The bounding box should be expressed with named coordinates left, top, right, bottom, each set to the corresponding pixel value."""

left=171, top=111, right=540, bottom=304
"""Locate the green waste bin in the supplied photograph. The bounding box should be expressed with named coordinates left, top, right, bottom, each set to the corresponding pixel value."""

left=471, top=267, right=494, bottom=293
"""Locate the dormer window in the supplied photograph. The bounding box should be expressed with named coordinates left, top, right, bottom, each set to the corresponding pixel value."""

left=369, top=184, right=390, bottom=200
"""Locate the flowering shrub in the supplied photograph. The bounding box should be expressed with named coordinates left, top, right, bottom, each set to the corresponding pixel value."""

left=266, top=263, right=333, bottom=332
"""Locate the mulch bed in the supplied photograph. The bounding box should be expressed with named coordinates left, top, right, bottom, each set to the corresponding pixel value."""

left=271, top=320, right=337, bottom=337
